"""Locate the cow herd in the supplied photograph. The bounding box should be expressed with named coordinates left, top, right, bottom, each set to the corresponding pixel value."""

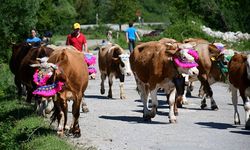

left=9, top=38, right=250, bottom=137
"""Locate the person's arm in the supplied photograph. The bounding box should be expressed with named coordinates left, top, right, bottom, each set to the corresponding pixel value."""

left=84, top=43, right=89, bottom=53
left=126, top=32, right=129, bottom=43
left=135, top=32, right=141, bottom=41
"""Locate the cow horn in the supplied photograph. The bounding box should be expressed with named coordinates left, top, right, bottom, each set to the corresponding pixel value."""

left=30, top=64, right=41, bottom=68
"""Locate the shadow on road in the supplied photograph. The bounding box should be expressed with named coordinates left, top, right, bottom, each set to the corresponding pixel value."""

left=99, top=115, right=167, bottom=124
left=195, top=121, right=236, bottom=130
left=85, top=94, right=109, bottom=99
left=230, top=130, right=250, bottom=135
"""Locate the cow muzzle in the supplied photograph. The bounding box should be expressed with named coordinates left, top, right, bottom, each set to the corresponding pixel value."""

left=188, top=67, right=199, bottom=76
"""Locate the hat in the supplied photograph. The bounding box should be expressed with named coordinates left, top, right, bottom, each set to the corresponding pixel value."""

left=73, top=23, right=81, bottom=29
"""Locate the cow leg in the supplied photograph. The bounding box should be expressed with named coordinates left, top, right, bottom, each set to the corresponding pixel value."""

left=169, top=88, right=177, bottom=123
left=119, top=74, right=125, bottom=99
left=119, top=82, right=125, bottom=99
left=71, top=97, right=81, bottom=137
left=100, top=73, right=106, bottom=95
left=243, top=87, right=250, bottom=130
left=230, top=84, right=240, bottom=125
left=108, top=74, right=114, bottom=98
left=198, top=84, right=205, bottom=97
left=14, top=77, right=23, bottom=98
left=26, top=90, right=33, bottom=103
left=137, top=82, right=151, bottom=121
left=54, top=100, right=65, bottom=137
left=81, top=97, right=89, bottom=113
left=149, top=89, right=158, bottom=118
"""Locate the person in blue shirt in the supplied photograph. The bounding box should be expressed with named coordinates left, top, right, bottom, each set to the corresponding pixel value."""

left=26, top=29, right=41, bottom=44
left=125, top=22, right=141, bottom=52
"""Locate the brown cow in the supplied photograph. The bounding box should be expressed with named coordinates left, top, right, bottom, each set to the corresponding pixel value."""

left=130, top=41, right=199, bottom=123
left=183, top=38, right=227, bottom=110
left=9, top=42, right=33, bottom=97
left=228, top=53, right=250, bottom=130
left=9, top=43, right=54, bottom=102
left=42, top=46, right=89, bottom=137
left=98, top=43, right=132, bottom=99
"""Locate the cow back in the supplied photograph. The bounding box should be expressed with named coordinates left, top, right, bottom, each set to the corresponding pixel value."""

left=228, top=53, right=250, bottom=88
left=98, top=44, right=124, bottom=74
left=130, top=41, right=176, bottom=85
left=48, top=47, right=88, bottom=94
left=9, top=42, right=32, bottom=75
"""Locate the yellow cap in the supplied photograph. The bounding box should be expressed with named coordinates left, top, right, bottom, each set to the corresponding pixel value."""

left=73, top=23, right=80, bottom=29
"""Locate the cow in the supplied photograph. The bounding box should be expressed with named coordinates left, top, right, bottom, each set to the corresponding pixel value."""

left=183, top=38, right=227, bottom=110
left=228, top=53, right=250, bottom=130
left=9, top=42, right=54, bottom=102
left=98, top=43, right=132, bottom=99
left=32, top=46, right=89, bottom=137
left=130, top=41, right=199, bottom=123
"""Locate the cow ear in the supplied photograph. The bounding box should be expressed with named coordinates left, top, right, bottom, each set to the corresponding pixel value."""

left=112, top=57, right=120, bottom=64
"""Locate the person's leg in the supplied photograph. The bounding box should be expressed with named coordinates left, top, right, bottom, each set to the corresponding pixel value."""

left=128, top=39, right=133, bottom=52
left=131, top=40, right=135, bottom=50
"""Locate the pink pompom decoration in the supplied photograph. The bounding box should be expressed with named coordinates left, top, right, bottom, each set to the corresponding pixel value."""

left=173, top=57, right=198, bottom=68
left=84, top=53, right=96, bottom=66
left=33, top=69, right=52, bottom=86
left=187, top=49, right=199, bottom=60
left=32, top=81, right=64, bottom=97
left=88, top=66, right=97, bottom=74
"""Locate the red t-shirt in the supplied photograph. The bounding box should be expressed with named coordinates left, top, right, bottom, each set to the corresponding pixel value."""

left=66, top=33, right=87, bottom=52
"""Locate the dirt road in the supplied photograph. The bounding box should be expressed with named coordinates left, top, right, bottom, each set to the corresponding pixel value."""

left=66, top=60, right=250, bottom=150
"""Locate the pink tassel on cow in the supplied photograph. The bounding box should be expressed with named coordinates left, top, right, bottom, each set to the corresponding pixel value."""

left=173, top=57, right=198, bottom=68
left=88, top=66, right=97, bottom=74
left=33, top=69, right=52, bottom=86
left=32, top=81, right=64, bottom=97
left=84, top=53, right=96, bottom=66
left=188, top=49, right=199, bottom=60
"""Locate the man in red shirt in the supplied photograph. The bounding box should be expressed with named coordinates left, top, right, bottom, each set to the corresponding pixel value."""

left=66, top=23, right=89, bottom=53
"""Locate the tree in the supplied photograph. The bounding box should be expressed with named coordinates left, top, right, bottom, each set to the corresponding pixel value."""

left=74, top=0, right=96, bottom=24
left=0, top=0, right=42, bottom=62
left=107, top=0, right=139, bottom=30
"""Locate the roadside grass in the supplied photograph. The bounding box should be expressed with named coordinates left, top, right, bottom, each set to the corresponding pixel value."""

left=0, top=63, right=92, bottom=150
left=0, top=97, right=81, bottom=150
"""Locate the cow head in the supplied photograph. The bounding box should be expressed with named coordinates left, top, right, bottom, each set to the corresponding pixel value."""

left=30, top=57, right=64, bottom=115
left=119, top=53, right=132, bottom=76
left=111, top=45, right=132, bottom=76
left=171, top=48, right=199, bottom=76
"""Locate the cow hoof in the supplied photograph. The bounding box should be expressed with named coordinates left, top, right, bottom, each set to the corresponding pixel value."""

left=57, top=130, right=64, bottom=137
left=82, top=106, right=89, bottom=113
left=177, top=103, right=183, bottom=108
left=101, top=89, right=105, bottom=95
left=74, top=132, right=81, bottom=138
left=245, top=119, right=250, bottom=130
left=174, top=111, right=178, bottom=116
left=201, top=104, right=207, bottom=109
left=211, top=105, right=219, bottom=111
left=169, top=119, right=177, bottom=123
left=143, top=117, right=152, bottom=122
left=234, top=121, right=241, bottom=125
left=143, top=115, right=152, bottom=122
left=185, top=91, right=192, bottom=97
left=108, top=95, right=112, bottom=99
left=120, top=96, right=126, bottom=99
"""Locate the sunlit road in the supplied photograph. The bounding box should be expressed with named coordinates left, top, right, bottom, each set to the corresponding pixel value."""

left=67, top=57, right=250, bottom=150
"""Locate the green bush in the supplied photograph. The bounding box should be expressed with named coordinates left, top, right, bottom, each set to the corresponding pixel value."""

left=163, top=19, right=214, bottom=42
left=0, top=63, right=15, bottom=98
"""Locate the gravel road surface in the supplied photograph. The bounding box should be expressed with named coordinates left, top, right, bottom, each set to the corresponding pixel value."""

left=66, top=59, right=250, bottom=150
